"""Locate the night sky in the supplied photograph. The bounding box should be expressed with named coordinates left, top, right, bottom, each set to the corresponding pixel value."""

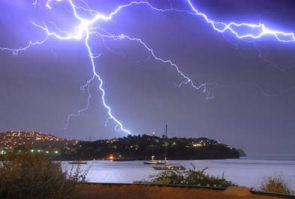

left=1, top=0, right=295, bottom=156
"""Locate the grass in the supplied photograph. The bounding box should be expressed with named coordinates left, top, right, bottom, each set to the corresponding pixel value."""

left=259, top=175, right=294, bottom=195
left=0, top=153, right=86, bottom=199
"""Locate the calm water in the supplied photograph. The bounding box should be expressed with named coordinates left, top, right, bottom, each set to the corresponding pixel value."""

left=62, top=158, right=295, bottom=189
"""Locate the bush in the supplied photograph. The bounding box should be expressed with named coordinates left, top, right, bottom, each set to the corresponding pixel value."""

left=0, top=153, right=86, bottom=199
left=260, top=175, right=293, bottom=195
left=137, top=165, right=234, bottom=188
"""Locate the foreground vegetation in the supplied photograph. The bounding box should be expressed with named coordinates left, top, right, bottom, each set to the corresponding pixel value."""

left=136, top=165, right=234, bottom=188
left=0, top=153, right=293, bottom=198
left=259, top=175, right=294, bottom=195
left=0, top=153, right=86, bottom=199
left=137, top=166, right=295, bottom=195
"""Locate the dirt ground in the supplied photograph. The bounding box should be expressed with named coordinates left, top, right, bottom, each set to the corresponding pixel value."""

left=80, top=184, right=282, bottom=199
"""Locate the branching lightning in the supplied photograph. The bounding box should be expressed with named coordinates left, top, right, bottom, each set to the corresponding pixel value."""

left=64, top=75, right=95, bottom=130
left=1, top=0, right=295, bottom=135
left=92, top=31, right=211, bottom=98
left=187, top=0, right=295, bottom=42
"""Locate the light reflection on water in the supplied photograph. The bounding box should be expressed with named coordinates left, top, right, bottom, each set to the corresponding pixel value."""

left=61, top=158, right=295, bottom=189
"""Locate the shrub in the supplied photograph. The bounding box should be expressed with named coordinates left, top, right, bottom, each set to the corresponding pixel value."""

left=260, top=175, right=293, bottom=195
left=0, top=153, right=86, bottom=199
left=137, top=165, right=234, bottom=188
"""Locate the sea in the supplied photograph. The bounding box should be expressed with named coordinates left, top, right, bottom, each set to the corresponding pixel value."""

left=62, top=157, right=295, bottom=190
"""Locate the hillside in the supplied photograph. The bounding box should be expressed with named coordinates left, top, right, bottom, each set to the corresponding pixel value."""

left=0, top=132, right=240, bottom=160
left=72, top=135, right=240, bottom=160
left=0, top=131, right=77, bottom=152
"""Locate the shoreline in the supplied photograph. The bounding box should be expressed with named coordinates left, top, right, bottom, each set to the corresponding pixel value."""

left=61, top=159, right=295, bottom=190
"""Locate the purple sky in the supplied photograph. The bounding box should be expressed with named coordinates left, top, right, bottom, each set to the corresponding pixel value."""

left=1, top=0, right=295, bottom=156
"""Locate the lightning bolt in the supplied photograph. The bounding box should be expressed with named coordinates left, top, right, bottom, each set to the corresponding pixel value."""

left=187, top=0, right=295, bottom=42
left=1, top=0, right=295, bottom=135
left=64, top=75, right=95, bottom=130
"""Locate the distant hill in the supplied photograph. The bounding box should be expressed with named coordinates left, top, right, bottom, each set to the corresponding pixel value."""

left=0, top=132, right=240, bottom=160
left=72, top=135, right=240, bottom=160
left=0, top=131, right=78, bottom=151
left=237, top=149, right=247, bottom=157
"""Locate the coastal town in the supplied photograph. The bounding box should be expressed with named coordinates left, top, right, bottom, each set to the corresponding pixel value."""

left=0, top=131, right=241, bottom=160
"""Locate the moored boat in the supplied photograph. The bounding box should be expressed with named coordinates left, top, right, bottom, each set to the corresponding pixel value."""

left=144, top=159, right=165, bottom=165
left=68, top=160, right=87, bottom=164
left=152, top=125, right=185, bottom=171
left=153, top=164, right=185, bottom=170
left=144, top=132, right=164, bottom=165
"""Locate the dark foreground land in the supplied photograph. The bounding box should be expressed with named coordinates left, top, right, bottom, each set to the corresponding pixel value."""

left=79, top=184, right=285, bottom=199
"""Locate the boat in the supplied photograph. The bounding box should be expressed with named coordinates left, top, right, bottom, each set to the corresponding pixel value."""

left=153, top=164, right=185, bottom=170
left=152, top=155, right=185, bottom=170
left=68, top=160, right=87, bottom=164
left=144, top=156, right=164, bottom=165
left=153, top=125, right=185, bottom=171
left=144, top=132, right=165, bottom=165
